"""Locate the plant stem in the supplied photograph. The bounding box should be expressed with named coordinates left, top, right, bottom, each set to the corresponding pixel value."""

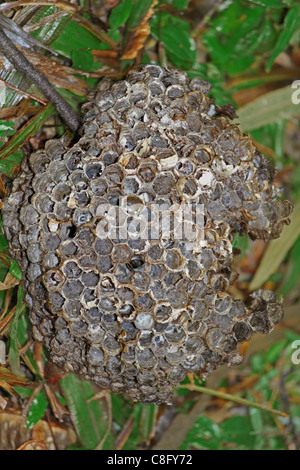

left=180, top=383, right=289, bottom=418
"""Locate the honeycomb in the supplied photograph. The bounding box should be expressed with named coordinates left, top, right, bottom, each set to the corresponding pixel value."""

left=2, top=65, right=293, bottom=404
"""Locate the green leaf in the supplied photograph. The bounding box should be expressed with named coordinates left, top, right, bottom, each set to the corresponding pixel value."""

left=14, top=386, right=33, bottom=399
left=0, top=104, right=54, bottom=177
left=180, top=415, right=223, bottom=450
left=127, top=0, right=155, bottom=29
left=8, top=286, right=25, bottom=375
left=9, top=260, right=22, bottom=281
left=232, top=233, right=249, bottom=258
left=280, top=236, right=300, bottom=295
left=173, top=0, right=189, bottom=9
left=60, top=374, right=112, bottom=449
left=151, top=12, right=196, bottom=68
left=202, top=0, right=278, bottom=75
left=26, top=389, right=48, bottom=429
left=250, top=353, right=266, bottom=374
left=235, top=86, right=298, bottom=131
left=71, top=49, right=94, bottom=71
left=247, top=0, right=294, bottom=6
left=220, top=416, right=255, bottom=448
left=0, top=233, right=8, bottom=252
left=266, top=6, right=300, bottom=71
left=0, top=121, right=15, bottom=137
left=122, top=403, right=156, bottom=449
left=109, top=0, right=133, bottom=29
left=265, top=340, right=288, bottom=364
left=161, top=26, right=196, bottom=69
left=51, top=21, right=105, bottom=58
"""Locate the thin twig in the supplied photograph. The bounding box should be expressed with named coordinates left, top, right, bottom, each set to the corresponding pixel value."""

left=0, top=78, right=47, bottom=105
left=0, top=28, right=81, bottom=132
left=179, top=383, right=289, bottom=418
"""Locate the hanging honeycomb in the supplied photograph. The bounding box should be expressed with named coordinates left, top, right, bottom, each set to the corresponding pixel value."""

left=2, top=65, right=293, bottom=404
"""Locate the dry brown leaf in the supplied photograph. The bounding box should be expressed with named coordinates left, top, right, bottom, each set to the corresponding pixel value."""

left=0, top=408, right=77, bottom=450
left=122, top=0, right=158, bottom=60
left=44, top=384, right=69, bottom=422
left=0, top=272, right=19, bottom=291
left=0, top=395, right=7, bottom=410
left=0, top=48, right=91, bottom=96
left=17, top=440, right=47, bottom=450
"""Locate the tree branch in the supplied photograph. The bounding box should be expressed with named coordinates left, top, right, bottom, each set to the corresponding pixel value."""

left=0, top=27, right=81, bottom=132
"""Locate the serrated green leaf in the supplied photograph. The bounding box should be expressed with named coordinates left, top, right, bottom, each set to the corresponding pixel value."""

left=266, top=6, right=300, bottom=71
left=235, top=86, right=298, bottom=131
left=26, top=389, right=48, bottom=429
left=109, top=0, right=133, bottom=29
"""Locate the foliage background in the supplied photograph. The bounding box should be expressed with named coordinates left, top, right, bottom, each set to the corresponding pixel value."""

left=0, top=0, right=300, bottom=450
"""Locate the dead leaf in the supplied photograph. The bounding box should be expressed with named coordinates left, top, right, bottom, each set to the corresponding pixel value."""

left=17, top=440, right=47, bottom=450
left=0, top=272, right=19, bottom=291
left=44, top=384, right=69, bottom=422
left=0, top=366, right=30, bottom=385
left=122, top=1, right=158, bottom=60
left=0, top=395, right=7, bottom=410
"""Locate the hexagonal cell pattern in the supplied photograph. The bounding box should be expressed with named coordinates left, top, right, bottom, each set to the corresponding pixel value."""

left=2, top=65, right=292, bottom=404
